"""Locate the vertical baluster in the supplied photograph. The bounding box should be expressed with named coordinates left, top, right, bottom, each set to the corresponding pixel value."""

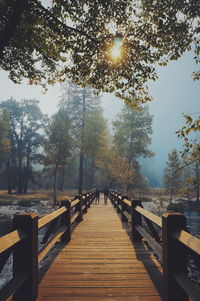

left=121, top=195, right=128, bottom=222
left=75, top=194, right=83, bottom=221
left=131, top=200, right=142, bottom=241
left=13, top=213, right=38, bottom=301
left=162, top=213, right=188, bottom=301
left=60, top=200, right=71, bottom=243
left=82, top=194, right=87, bottom=213
left=86, top=193, right=90, bottom=208
left=117, top=194, right=121, bottom=213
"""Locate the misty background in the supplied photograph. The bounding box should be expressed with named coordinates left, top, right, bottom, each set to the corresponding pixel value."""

left=0, top=50, right=199, bottom=187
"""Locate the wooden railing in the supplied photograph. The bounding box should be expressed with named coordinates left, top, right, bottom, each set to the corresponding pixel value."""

left=0, top=190, right=96, bottom=301
left=108, top=189, right=200, bottom=301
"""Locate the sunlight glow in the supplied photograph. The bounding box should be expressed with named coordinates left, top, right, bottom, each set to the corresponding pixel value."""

left=110, top=37, right=123, bottom=60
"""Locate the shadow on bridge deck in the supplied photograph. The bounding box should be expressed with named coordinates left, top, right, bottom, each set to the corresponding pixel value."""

left=37, top=195, right=164, bottom=301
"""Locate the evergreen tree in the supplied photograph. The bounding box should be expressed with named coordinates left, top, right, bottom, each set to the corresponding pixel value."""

left=181, top=159, right=200, bottom=203
left=43, top=109, right=73, bottom=206
left=83, top=109, right=109, bottom=188
left=112, top=105, right=153, bottom=192
left=164, top=149, right=182, bottom=202
left=60, top=81, right=102, bottom=192
left=180, top=162, right=193, bottom=200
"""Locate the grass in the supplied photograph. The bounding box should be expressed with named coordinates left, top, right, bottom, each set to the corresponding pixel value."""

left=0, top=189, right=78, bottom=204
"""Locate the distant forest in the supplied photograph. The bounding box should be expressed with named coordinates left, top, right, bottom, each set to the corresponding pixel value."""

left=0, top=81, right=199, bottom=204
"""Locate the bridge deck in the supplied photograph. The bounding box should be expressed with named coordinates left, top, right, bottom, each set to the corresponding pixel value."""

left=37, top=197, right=164, bottom=301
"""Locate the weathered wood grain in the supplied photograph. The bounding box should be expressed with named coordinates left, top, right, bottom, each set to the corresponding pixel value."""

left=37, top=197, right=163, bottom=301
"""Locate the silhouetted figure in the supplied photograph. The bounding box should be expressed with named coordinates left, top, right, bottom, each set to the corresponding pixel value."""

left=103, top=186, right=109, bottom=205
left=95, top=189, right=100, bottom=204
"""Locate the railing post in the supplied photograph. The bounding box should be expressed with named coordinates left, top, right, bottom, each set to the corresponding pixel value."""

left=110, top=192, right=117, bottom=208
left=88, top=193, right=92, bottom=206
left=131, top=200, right=142, bottom=241
left=112, top=193, right=116, bottom=207
left=86, top=193, right=90, bottom=208
left=91, top=191, right=95, bottom=204
left=13, top=213, right=38, bottom=301
left=109, top=191, right=113, bottom=205
left=113, top=193, right=116, bottom=207
left=82, top=194, right=87, bottom=213
left=60, top=200, right=71, bottom=243
left=117, top=194, right=121, bottom=213
left=162, top=213, right=188, bottom=301
left=121, top=195, right=128, bottom=222
left=75, top=194, right=83, bottom=221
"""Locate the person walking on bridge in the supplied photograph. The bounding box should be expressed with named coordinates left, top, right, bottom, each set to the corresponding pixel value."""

left=95, top=188, right=100, bottom=204
left=103, top=186, right=109, bottom=205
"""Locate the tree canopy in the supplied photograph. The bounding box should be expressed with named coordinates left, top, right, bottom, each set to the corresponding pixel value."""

left=0, top=98, right=47, bottom=193
left=113, top=105, right=154, bottom=162
left=0, top=0, right=199, bottom=107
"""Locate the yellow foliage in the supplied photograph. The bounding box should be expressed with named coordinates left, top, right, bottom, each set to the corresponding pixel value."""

left=107, top=151, right=136, bottom=189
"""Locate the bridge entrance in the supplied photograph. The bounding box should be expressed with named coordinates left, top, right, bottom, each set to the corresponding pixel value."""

left=37, top=195, right=163, bottom=301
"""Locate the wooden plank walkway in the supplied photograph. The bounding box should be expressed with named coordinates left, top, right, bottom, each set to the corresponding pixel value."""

left=37, top=196, right=164, bottom=301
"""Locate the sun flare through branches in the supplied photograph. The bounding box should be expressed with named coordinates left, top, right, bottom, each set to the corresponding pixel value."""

left=110, top=37, right=123, bottom=61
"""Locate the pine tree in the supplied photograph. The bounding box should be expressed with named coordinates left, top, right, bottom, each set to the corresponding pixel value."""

left=59, top=80, right=102, bottom=192
left=83, top=109, right=109, bottom=188
left=43, top=109, right=73, bottom=206
left=164, top=149, right=182, bottom=203
left=112, top=104, right=153, bottom=192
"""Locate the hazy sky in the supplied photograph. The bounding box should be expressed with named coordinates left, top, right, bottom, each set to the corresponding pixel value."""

left=146, top=51, right=199, bottom=181
left=0, top=50, right=199, bottom=185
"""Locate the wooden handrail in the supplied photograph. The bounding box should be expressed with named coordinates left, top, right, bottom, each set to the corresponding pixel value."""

left=0, top=229, right=26, bottom=254
left=71, top=211, right=80, bottom=224
left=173, top=229, right=200, bottom=255
left=135, top=225, right=163, bottom=262
left=108, top=189, right=200, bottom=301
left=174, top=270, right=200, bottom=301
left=71, top=198, right=80, bottom=208
left=2, top=187, right=199, bottom=301
left=38, top=206, right=67, bottom=230
left=0, top=273, right=27, bottom=301
left=38, top=225, right=67, bottom=263
left=122, top=198, right=131, bottom=206
left=135, top=205, right=162, bottom=227
left=0, top=189, right=96, bottom=301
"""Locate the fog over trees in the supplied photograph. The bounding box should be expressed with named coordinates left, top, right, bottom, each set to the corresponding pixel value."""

left=1, top=79, right=198, bottom=205
left=0, top=83, right=154, bottom=195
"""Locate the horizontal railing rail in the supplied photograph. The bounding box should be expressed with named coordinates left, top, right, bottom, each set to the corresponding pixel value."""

left=0, top=189, right=96, bottom=301
left=108, top=189, right=200, bottom=301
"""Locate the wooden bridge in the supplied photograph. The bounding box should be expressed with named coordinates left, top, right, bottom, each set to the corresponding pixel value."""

left=0, top=189, right=200, bottom=301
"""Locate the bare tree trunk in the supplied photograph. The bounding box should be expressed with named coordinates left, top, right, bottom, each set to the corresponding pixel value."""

left=169, top=175, right=174, bottom=203
left=6, top=160, right=12, bottom=194
left=170, top=188, right=173, bottom=203
left=53, top=164, right=58, bottom=207
left=58, top=166, right=65, bottom=191
left=78, top=87, right=86, bottom=194
left=90, top=159, right=95, bottom=188
left=24, top=142, right=31, bottom=193
left=196, top=162, right=199, bottom=203
left=17, top=121, right=24, bottom=194
left=18, top=152, right=23, bottom=193
left=78, top=154, right=84, bottom=194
